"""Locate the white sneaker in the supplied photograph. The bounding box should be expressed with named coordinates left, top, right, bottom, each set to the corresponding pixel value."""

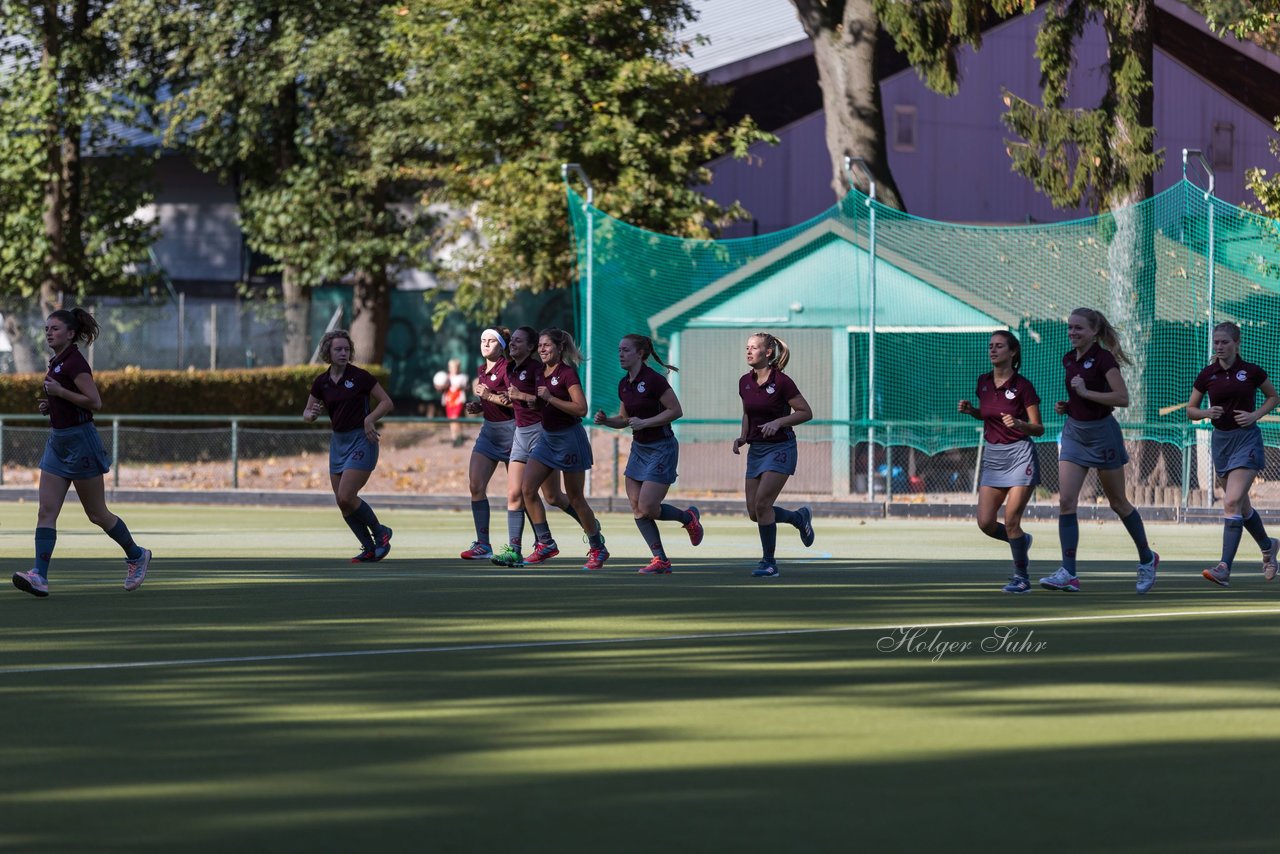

left=1264, top=538, right=1279, bottom=581
left=124, top=549, right=151, bottom=592
left=1039, top=567, right=1080, bottom=592
left=12, top=570, right=49, bottom=598
left=1136, top=551, right=1159, bottom=595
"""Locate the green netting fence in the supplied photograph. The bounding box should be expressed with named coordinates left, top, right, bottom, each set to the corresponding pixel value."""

left=567, top=171, right=1280, bottom=506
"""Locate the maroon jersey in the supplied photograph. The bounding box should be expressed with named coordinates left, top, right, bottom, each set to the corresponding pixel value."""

left=476, top=359, right=513, bottom=423
left=739, top=368, right=801, bottom=443
left=537, top=362, right=583, bottom=431
left=1194, top=357, right=1269, bottom=432
left=1063, top=343, right=1120, bottom=421
left=618, top=364, right=674, bottom=445
left=975, top=371, right=1040, bottom=444
left=310, top=364, right=378, bottom=433
left=507, top=356, right=542, bottom=428
left=45, top=345, right=94, bottom=429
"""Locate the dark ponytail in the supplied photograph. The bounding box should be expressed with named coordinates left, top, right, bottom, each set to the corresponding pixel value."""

left=48, top=307, right=100, bottom=345
left=622, top=333, right=679, bottom=374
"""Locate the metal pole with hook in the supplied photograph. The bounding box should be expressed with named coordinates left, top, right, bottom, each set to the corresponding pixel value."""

left=563, top=163, right=595, bottom=495
left=844, top=156, right=877, bottom=502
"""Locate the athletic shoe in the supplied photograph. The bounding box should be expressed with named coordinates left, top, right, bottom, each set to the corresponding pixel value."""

left=350, top=549, right=377, bottom=563
left=460, top=541, right=493, bottom=560
left=525, top=541, right=559, bottom=565
left=1202, top=561, right=1231, bottom=588
left=123, top=548, right=152, bottom=592
left=638, top=556, right=673, bottom=575
left=796, top=506, right=815, bottom=548
left=1264, top=538, right=1279, bottom=581
left=372, top=527, right=393, bottom=561
left=1136, top=551, right=1159, bottom=595
left=683, top=506, right=704, bottom=547
left=1002, top=575, right=1031, bottom=594
left=491, top=545, right=525, bottom=568
left=584, top=546, right=610, bottom=570
left=12, top=570, right=48, bottom=598
left=1039, top=567, right=1080, bottom=592
left=752, top=560, right=779, bottom=578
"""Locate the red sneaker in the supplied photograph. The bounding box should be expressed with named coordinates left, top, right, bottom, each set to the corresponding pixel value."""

left=584, top=546, right=611, bottom=570
left=683, top=506, right=704, bottom=547
left=525, top=541, right=560, bottom=564
left=638, top=556, right=672, bottom=575
left=460, top=542, right=494, bottom=560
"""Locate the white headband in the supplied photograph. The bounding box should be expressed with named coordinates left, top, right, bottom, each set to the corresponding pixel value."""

left=481, top=328, right=507, bottom=350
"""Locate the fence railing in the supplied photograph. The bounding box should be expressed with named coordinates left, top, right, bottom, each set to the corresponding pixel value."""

left=0, top=414, right=1239, bottom=508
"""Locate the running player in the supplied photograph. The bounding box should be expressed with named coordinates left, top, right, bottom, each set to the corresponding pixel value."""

left=594, top=334, right=704, bottom=574
left=459, top=327, right=515, bottom=560
left=303, top=330, right=394, bottom=563
left=733, top=332, right=815, bottom=578
left=1187, top=321, right=1280, bottom=586
left=958, top=330, right=1044, bottom=593
left=1040, top=308, right=1159, bottom=594
left=523, top=328, right=609, bottom=569
left=490, top=326, right=584, bottom=567
left=12, top=307, right=153, bottom=597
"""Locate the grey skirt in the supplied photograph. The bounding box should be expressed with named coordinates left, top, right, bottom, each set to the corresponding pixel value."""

left=1059, top=416, right=1128, bottom=470
left=980, top=439, right=1040, bottom=488
left=745, top=437, right=798, bottom=479
left=330, top=428, right=379, bottom=475
left=473, top=418, right=516, bottom=463
left=1212, top=425, right=1265, bottom=475
left=625, top=436, right=679, bottom=485
left=510, top=423, right=542, bottom=464
left=530, top=423, right=594, bottom=472
left=40, top=422, right=111, bottom=480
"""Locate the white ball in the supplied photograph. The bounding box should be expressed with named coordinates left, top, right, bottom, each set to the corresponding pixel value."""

left=450, top=373, right=469, bottom=391
left=433, top=371, right=449, bottom=392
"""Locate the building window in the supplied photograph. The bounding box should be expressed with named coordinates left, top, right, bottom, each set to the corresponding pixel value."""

left=893, top=105, right=917, bottom=152
left=1211, top=122, right=1234, bottom=171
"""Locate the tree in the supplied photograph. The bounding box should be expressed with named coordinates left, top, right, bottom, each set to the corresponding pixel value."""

left=789, top=1, right=906, bottom=209
left=128, top=1, right=428, bottom=364
left=0, top=1, right=161, bottom=370
left=389, top=0, right=772, bottom=323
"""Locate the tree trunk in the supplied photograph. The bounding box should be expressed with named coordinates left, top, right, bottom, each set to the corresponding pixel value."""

left=350, top=266, right=390, bottom=365
left=791, top=0, right=905, bottom=209
left=281, top=264, right=310, bottom=365
left=39, top=0, right=66, bottom=302
left=4, top=309, right=43, bottom=373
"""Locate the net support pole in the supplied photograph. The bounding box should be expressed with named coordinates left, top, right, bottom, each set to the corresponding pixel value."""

left=845, top=156, right=877, bottom=502
left=563, top=163, right=594, bottom=496
left=1183, top=149, right=1216, bottom=357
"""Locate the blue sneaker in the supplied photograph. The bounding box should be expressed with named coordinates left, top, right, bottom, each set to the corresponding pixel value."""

left=796, top=506, right=815, bottom=548
left=1136, top=551, right=1158, bottom=595
left=372, top=527, right=393, bottom=562
left=752, top=560, right=779, bottom=578
left=1039, top=567, right=1080, bottom=592
left=1002, top=575, right=1031, bottom=594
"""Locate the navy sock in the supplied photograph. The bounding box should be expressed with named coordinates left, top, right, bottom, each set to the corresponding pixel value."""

left=1059, top=513, right=1079, bottom=576
left=560, top=502, right=582, bottom=524
left=759, top=523, right=777, bottom=560
left=587, top=523, right=605, bottom=549
left=635, top=518, right=665, bottom=559
left=773, top=506, right=798, bottom=526
left=106, top=518, right=143, bottom=561
left=34, top=527, right=56, bottom=578
left=1120, top=509, right=1154, bottom=564
left=1244, top=510, right=1272, bottom=550
left=507, top=509, right=525, bottom=548
left=352, top=500, right=382, bottom=536
left=1222, top=515, right=1245, bottom=568
left=532, top=521, right=553, bottom=544
left=471, top=499, right=491, bottom=545
left=1009, top=534, right=1030, bottom=575
left=658, top=504, right=692, bottom=525
left=344, top=513, right=375, bottom=550
left=984, top=522, right=1010, bottom=542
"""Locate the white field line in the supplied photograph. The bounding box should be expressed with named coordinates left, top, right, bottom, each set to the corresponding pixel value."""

left=3, top=606, right=1280, bottom=676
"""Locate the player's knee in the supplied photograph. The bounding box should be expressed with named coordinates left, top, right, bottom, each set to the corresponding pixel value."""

left=1223, top=496, right=1243, bottom=516
left=1108, top=498, right=1133, bottom=517
left=976, top=516, right=1000, bottom=536
left=637, top=501, right=661, bottom=519
left=87, top=510, right=114, bottom=529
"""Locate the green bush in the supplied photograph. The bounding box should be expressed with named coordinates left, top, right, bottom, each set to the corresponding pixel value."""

left=0, top=365, right=392, bottom=416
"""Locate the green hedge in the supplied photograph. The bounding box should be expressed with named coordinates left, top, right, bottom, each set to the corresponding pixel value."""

left=0, top=365, right=391, bottom=416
